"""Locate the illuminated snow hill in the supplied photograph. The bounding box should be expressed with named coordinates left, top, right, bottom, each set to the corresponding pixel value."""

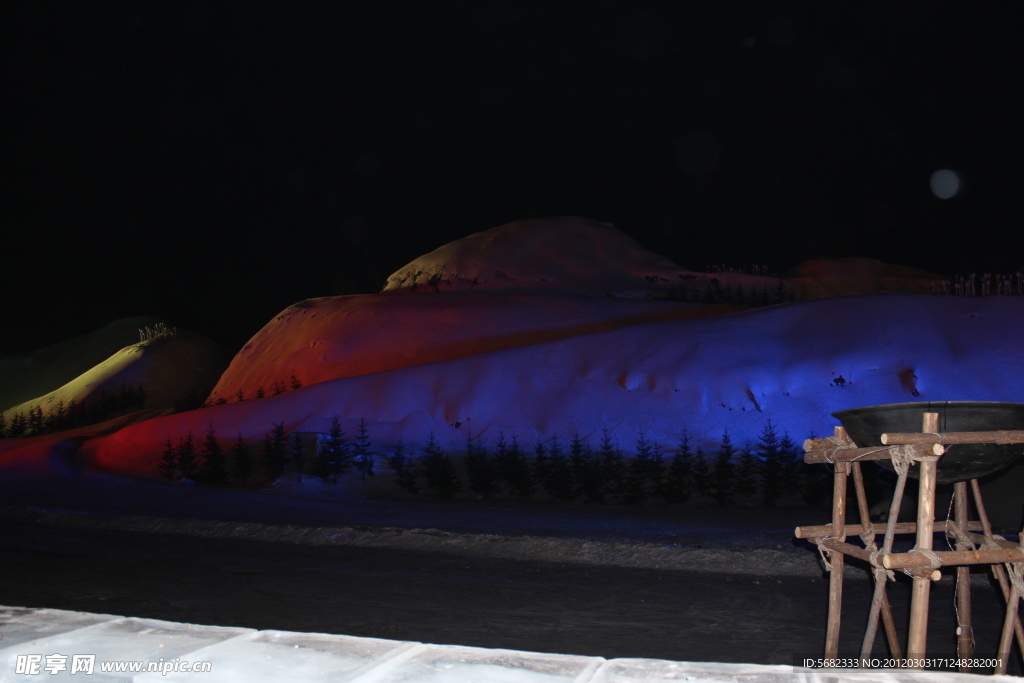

left=383, top=216, right=698, bottom=297
left=0, top=317, right=162, bottom=413
left=2, top=326, right=227, bottom=431
left=209, top=218, right=946, bottom=404
left=382, top=215, right=948, bottom=299
left=84, top=293, right=1024, bottom=478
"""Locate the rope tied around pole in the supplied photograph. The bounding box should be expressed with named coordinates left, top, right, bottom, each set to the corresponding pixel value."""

left=859, top=523, right=878, bottom=548
left=979, top=534, right=1005, bottom=552
left=816, top=533, right=846, bottom=572
left=857, top=523, right=896, bottom=581
left=946, top=520, right=977, bottom=552
left=1008, top=528, right=1024, bottom=597
left=868, top=547, right=896, bottom=582
left=818, top=435, right=849, bottom=463
left=888, top=445, right=941, bottom=476
left=902, top=547, right=944, bottom=578
left=1007, top=562, right=1024, bottom=597
left=889, top=444, right=915, bottom=475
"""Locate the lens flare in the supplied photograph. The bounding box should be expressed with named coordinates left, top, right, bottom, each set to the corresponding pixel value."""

left=929, top=169, right=960, bottom=200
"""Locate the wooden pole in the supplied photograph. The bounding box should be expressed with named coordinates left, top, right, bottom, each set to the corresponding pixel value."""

left=971, top=478, right=1024, bottom=668
left=965, top=532, right=1018, bottom=550
left=997, top=522, right=1023, bottom=677
left=824, top=433, right=849, bottom=661
left=881, top=430, right=1024, bottom=446
left=906, top=412, right=939, bottom=666
left=880, top=477, right=908, bottom=666
left=851, top=462, right=902, bottom=663
left=997, top=583, right=1019, bottom=675
left=954, top=481, right=974, bottom=671
left=817, top=538, right=872, bottom=563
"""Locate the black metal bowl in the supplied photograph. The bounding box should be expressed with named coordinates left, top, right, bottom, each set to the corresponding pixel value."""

left=831, top=401, right=1024, bottom=483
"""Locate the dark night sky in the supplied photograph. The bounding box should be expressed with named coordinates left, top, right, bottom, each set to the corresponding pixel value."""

left=3, top=2, right=1022, bottom=357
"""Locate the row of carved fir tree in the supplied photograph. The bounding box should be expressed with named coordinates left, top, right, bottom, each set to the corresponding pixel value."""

left=156, top=417, right=835, bottom=507
left=0, top=383, right=147, bottom=438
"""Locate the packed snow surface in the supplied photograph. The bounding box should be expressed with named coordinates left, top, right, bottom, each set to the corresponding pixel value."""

left=82, top=293, right=1024, bottom=477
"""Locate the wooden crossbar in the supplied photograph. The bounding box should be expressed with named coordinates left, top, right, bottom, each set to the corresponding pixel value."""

left=803, top=443, right=942, bottom=464
left=882, top=547, right=1024, bottom=570
left=882, top=430, right=1024, bottom=446
left=795, top=520, right=984, bottom=539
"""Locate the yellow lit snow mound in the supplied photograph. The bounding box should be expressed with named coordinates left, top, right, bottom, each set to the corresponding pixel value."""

left=0, top=316, right=163, bottom=413
left=383, top=216, right=695, bottom=297
left=4, top=329, right=227, bottom=428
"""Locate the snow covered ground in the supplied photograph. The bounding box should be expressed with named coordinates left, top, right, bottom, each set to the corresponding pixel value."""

left=0, top=606, right=1015, bottom=682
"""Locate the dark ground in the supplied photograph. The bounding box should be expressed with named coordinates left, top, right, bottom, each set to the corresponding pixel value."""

left=1, top=470, right=1022, bottom=673
left=0, top=517, right=1019, bottom=674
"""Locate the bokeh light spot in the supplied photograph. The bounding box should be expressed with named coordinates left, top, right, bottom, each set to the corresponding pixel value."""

left=930, top=169, right=960, bottom=199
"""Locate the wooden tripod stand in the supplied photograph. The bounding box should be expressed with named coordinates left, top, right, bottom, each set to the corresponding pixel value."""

left=796, top=412, right=1024, bottom=674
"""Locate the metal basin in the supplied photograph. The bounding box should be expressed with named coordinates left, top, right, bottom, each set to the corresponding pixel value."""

left=832, top=401, right=1024, bottom=483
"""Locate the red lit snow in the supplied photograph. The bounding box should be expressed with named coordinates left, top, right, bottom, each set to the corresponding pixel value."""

left=207, top=291, right=740, bottom=404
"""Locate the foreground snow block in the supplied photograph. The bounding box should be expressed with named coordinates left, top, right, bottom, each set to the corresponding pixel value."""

left=357, top=643, right=605, bottom=683
left=0, top=615, right=252, bottom=682
left=4, top=608, right=1018, bottom=683
left=136, top=630, right=417, bottom=682
left=0, top=607, right=120, bottom=654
